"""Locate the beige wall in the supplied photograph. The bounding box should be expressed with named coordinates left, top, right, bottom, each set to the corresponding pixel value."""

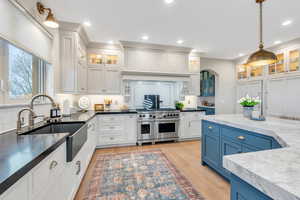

left=200, top=58, right=236, bottom=114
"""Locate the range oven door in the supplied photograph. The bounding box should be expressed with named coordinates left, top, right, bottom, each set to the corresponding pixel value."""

left=137, top=120, right=154, bottom=141
left=155, top=119, right=179, bottom=141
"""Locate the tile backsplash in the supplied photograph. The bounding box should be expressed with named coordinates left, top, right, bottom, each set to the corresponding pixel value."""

left=0, top=104, right=52, bottom=134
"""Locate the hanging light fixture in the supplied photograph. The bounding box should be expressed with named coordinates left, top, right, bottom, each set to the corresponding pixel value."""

left=247, top=0, right=277, bottom=67
left=37, top=2, right=59, bottom=29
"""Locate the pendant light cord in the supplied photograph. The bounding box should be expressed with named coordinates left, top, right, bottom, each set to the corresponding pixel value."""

left=259, top=2, right=264, bottom=49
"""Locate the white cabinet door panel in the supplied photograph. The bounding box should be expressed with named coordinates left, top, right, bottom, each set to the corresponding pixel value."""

left=267, top=78, right=286, bottom=116
left=87, top=68, right=105, bottom=94
left=105, top=69, right=121, bottom=94
left=285, top=77, right=300, bottom=117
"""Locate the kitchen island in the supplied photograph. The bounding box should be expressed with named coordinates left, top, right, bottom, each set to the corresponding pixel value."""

left=203, top=114, right=300, bottom=200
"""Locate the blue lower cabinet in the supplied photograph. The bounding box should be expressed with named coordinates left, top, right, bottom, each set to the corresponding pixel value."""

left=231, top=174, right=272, bottom=200
left=202, top=121, right=220, bottom=169
left=201, top=120, right=281, bottom=200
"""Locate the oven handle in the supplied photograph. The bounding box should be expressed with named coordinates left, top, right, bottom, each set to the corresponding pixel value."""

left=155, top=119, right=180, bottom=122
left=137, top=120, right=155, bottom=123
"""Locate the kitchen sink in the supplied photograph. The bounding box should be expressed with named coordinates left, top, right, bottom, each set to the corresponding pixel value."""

left=22, top=122, right=88, bottom=162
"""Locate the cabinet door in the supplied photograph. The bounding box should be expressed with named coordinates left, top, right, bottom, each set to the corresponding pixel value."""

left=1, top=174, right=29, bottom=200
left=190, top=74, right=201, bottom=96
left=189, top=118, right=202, bottom=138
left=105, top=69, right=121, bottom=94
left=202, top=133, right=220, bottom=167
left=60, top=31, right=76, bottom=92
left=124, top=115, right=137, bottom=143
left=267, top=78, right=286, bottom=116
left=242, top=144, right=260, bottom=153
left=87, top=68, right=105, bottom=94
left=285, top=76, right=300, bottom=118
left=202, top=122, right=220, bottom=168
left=77, top=62, right=87, bottom=93
left=220, top=137, right=242, bottom=178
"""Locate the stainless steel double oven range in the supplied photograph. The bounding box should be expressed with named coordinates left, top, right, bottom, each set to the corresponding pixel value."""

left=137, top=109, right=180, bottom=145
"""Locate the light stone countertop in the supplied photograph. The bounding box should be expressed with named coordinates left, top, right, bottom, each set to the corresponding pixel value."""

left=203, top=114, right=300, bottom=200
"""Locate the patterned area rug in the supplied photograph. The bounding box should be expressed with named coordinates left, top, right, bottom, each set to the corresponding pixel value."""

left=84, top=150, right=205, bottom=200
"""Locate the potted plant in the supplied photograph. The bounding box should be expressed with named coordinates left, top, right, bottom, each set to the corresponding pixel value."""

left=175, top=101, right=184, bottom=111
left=238, top=95, right=261, bottom=118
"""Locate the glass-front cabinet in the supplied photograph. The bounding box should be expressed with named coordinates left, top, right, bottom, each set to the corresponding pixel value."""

left=288, top=49, right=300, bottom=72
left=88, top=49, right=122, bottom=66
left=249, top=65, right=263, bottom=78
left=237, top=64, right=248, bottom=80
left=200, top=70, right=215, bottom=97
left=269, top=53, right=284, bottom=75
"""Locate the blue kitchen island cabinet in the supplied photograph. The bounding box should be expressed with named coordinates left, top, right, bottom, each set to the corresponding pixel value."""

left=201, top=120, right=281, bottom=200
left=198, top=106, right=215, bottom=115
left=231, top=174, right=272, bottom=200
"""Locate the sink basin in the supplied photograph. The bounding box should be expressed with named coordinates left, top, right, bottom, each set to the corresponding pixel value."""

left=22, top=122, right=87, bottom=162
left=24, top=122, right=85, bottom=135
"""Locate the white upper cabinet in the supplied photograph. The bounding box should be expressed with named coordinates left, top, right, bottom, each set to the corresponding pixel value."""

left=124, top=47, right=189, bottom=73
left=189, top=74, right=201, bottom=96
left=60, top=30, right=87, bottom=94
left=87, top=67, right=121, bottom=94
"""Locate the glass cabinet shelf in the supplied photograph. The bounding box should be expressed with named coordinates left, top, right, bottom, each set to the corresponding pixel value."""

left=89, top=53, right=119, bottom=65
left=269, top=53, right=285, bottom=75
left=250, top=65, right=263, bottom=78
left=237, top=64, right=248, bottom=80
left=289, top=50, right=300, bottom=72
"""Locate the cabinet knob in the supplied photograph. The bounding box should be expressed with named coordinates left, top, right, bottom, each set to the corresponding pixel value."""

left=237, top=136, right=245, bottom=140
left=49, top=160, right=58, bottom=170
left=208, top=126, right=213, bottom=129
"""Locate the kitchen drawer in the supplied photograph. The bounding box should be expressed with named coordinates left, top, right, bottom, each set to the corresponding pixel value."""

left=203, top=121, right=220, bottom=138
left=99, top=115, right=125, bottom=123
left=31, top=143, right=66, bottom=199
left=99, top=122, right=123, bottom=131
left=98, top=134, right=124, bottom=144
left=221, top=127, right=272, bottom=150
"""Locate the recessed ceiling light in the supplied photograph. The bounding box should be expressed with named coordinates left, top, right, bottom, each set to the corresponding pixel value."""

left=177, top=40, right=184, bottom=44
left=141, top=35, right=149, bottom=41
left=83, top=21, right=91, bottom=27
left=282, top=20, right=293, bottom=26
left=165, top=0, right=174, bottom=4
left=239, top=53, right=245, bottom=57
left=108, top=40, right=114, bottom=44
left=274, top=40, right=282, bottom=45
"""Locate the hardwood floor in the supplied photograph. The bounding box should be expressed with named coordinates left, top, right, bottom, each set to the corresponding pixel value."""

left=74, top=141, right=230, bottom=200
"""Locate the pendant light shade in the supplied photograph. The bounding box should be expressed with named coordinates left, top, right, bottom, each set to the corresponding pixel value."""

left=247, top=48, right=278, bottom=67
left=247, top=0, right=277, bottom=66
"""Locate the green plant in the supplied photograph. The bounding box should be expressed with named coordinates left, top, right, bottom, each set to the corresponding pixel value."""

left=238, top=95, right=261, bottom=107
left=175, top=101, right=184, bottom=110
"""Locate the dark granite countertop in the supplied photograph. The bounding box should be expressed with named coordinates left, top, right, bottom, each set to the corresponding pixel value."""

left=180, top=108, right=206, bottom=112
left=0, top=130, right=68, bottom=194
left=61, top=110, right=138, bottom=123
left=0, top=109, right=138, bottom=194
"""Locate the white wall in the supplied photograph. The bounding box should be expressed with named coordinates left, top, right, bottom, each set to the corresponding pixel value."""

left=200, top=58, right=236, bottom=114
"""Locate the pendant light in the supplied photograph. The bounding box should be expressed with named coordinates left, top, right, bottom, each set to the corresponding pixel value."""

left=37, top=2, right=59, bottom=29
left=247, top=0, right=277, bottom=67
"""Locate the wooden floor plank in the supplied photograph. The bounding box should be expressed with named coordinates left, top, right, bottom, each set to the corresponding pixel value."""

left=74, top=141, right=230, bottom=200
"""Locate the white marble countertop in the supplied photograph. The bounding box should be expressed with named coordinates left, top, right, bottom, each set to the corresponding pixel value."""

left=203, top=114, right=300, bottom=200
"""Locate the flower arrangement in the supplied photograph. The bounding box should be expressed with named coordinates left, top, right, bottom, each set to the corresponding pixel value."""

left=238, top=94, right=261, bottom=107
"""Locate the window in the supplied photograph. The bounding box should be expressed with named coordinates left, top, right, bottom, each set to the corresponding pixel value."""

left=0, top=40, right=53, bottom=105
left=8, top=44, right=33, bottom=99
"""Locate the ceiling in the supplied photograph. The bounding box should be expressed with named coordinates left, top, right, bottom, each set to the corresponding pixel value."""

left=44, top=0, right=300, bottom=59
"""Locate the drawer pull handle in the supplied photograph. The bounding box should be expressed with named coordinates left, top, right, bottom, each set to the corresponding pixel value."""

left=208, top=126, right=213, bottom=129
left=76, top=161, right=81, bottom=175
left=237, top=136, right=245, bottom=140
left=49, top=160, right=58, bottom=170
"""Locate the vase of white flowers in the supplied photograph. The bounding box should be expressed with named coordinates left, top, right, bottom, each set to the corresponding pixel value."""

left=238, top=95, right=261, bottom=118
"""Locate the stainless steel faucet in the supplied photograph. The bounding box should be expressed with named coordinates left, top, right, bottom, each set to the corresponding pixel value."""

left=16, top=108, right=36, bottom=134
left=29, top=94, right=57, bottom=128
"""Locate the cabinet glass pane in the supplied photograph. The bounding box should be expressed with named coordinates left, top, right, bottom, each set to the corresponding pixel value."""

left=106, top=55, right=118, bottom=65
left=250, top=65, right=263, bottom=77
left=269, top=53, right=284, bottom=74
left=289, top=50, right=299, bottom=72
left=89, top=54, right=104, bottom=64
left=237, top=64, right=248, bottom=79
